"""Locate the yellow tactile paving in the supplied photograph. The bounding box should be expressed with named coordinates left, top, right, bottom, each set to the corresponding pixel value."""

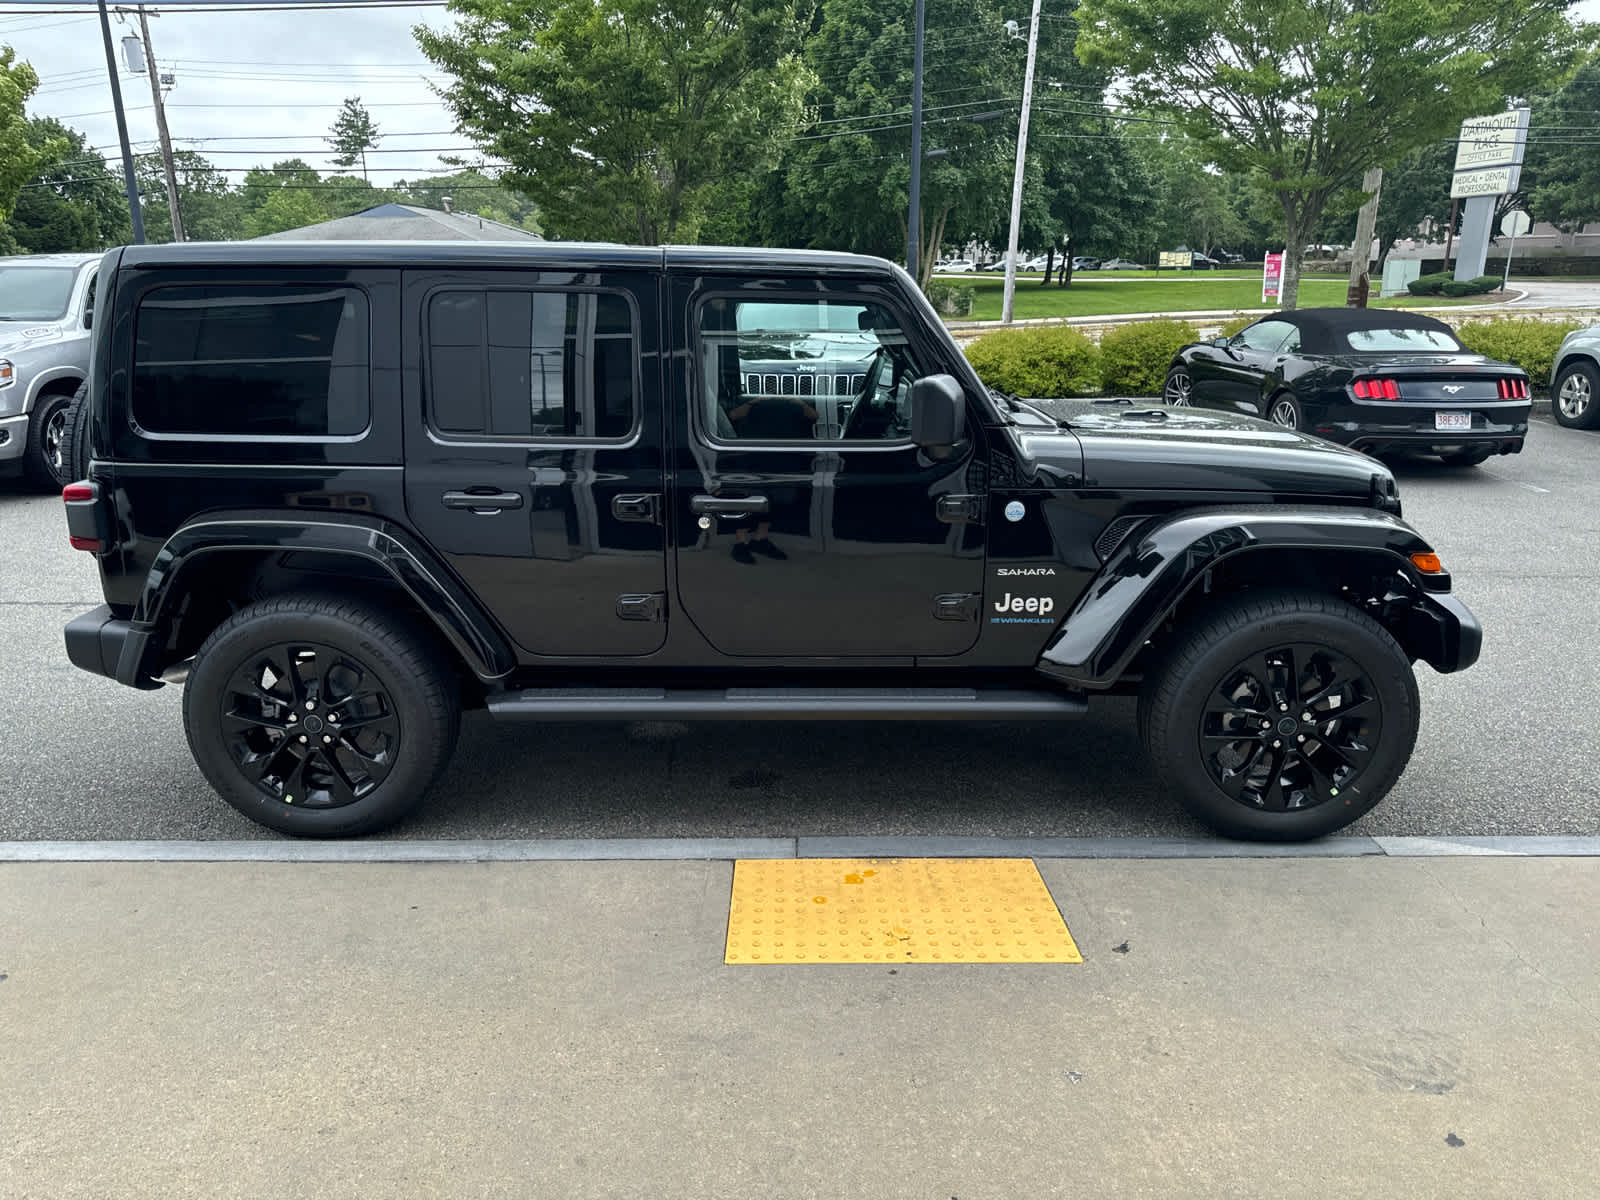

left=725, top=858, right=1082, bottom=964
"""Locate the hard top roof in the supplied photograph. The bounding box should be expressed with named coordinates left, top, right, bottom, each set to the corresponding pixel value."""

left=111, top=240, right=901, bottom=277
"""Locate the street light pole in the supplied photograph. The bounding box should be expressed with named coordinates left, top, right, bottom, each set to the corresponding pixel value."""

left=96, top=0, right=144, bottom=243
left=906, top=0, right=925, bottom=281
left=1001, top=0, right=1042, bottom=324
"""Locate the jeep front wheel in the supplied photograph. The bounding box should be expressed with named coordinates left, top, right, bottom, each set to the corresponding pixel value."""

left=1138, top=589, right=1419, bottom=841
left=183, top=595, right=460, bottom=836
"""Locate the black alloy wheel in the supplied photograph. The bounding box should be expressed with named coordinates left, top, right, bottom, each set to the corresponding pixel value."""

left=219, top=641, right=402, bottom=811
left=1198, top=644, right=1382, bottom=814
left=1139, top=589, right=1418, bottom=840
left=184, top=594, right=460, bottom=836
left=1553, top=361, right=1600, bottom=430
left=23, top=389, right=76, bottom=490
left=1163, top=366, right=1193, bottom=406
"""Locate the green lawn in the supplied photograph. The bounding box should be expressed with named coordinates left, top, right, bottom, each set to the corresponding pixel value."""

left=944, top=276, right=1472, bottom=322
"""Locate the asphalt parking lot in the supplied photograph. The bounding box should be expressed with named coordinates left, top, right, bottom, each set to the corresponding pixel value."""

left=2, top=411, right=1597, bottom=843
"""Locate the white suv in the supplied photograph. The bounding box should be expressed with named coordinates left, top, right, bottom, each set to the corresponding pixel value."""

left=0, top=252, right=100, bottom=489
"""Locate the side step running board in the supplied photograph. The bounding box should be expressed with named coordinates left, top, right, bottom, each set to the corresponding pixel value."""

left=485, top=686, right=1088, bottom=722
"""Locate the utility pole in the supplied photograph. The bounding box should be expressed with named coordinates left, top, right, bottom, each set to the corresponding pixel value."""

left=1001, top=0, right=1042, bottom=324
left=1345, top=166, right=1382, bottom=305
left=906, top=0, right=924, bottom=281
left=134, top=5, right=184, bottom=242
left=95, top=0, right=144, bottom=243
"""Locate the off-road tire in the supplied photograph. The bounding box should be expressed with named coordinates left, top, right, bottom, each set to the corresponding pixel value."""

left=183, top=594, right=461, bottom=837
left=62, top=380, right=91, bottom=483
left=1138, top=588, right=1419, bottom=841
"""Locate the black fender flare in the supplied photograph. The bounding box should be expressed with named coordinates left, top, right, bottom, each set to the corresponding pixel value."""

left=1036, top=506, right=1476, bottom=687
left=133, top=511, right=517, bottom=681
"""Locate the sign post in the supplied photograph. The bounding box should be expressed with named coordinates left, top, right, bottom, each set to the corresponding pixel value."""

left=1501, top=209, right=1532, bottom=290
left=1262, top=252, right=1284, bottom=305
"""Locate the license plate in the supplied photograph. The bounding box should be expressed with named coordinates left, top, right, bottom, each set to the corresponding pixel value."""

left=1434, top=411, right=1471, bottom=431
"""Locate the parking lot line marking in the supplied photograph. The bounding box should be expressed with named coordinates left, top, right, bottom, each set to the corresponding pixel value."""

left=1479, top=468, right=1550, bottom=493
left=724, top=858, right=1082, bottom=965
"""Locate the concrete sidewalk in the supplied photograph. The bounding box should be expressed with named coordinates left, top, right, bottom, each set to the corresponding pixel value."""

left=2, top=855, right=1596, bottom=1198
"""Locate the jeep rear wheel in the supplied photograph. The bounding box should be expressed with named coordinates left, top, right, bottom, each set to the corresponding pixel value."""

left=183, top=595, right=460, bottom=836
left=1138, top=589, right=1419, bottom=841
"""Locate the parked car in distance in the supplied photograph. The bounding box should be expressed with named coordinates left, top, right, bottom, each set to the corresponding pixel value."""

left=1214, top=249, right=1246, bottom=263
left=1549, top=325, right=1600, bottom=429
left=1099, top=258, right=1145, bottom=270
left=1022, top=255, right=1051, bottom=271
left=61, top=241, right=1481, bottom=843
left=1070, top=256, right=1101, bottom=272
left=0, top=252, right=100, bottom=489
left=1162, top=308, right=1530, bottom=465
left=1189, top=252, right=1220, bottom=270
left=935, top=259, right=976, bottom=273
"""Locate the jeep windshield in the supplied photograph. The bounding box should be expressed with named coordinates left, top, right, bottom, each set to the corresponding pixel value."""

left=0, top=266, right=76, bottom=321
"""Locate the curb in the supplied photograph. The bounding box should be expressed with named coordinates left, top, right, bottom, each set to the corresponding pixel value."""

left=3, top=835, right=1599, bottom=863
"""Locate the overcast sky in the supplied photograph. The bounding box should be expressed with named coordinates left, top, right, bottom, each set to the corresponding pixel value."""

left=4, top=0, right=1598, bottom=195
left=1, top=0, right=471, bottom=185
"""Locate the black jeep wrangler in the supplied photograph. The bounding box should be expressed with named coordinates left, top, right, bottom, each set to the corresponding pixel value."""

left=61, top=242, right=1479, bottom=840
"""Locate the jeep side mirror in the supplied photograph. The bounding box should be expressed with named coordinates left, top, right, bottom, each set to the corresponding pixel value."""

left=910, top=373, right=966, bottom=448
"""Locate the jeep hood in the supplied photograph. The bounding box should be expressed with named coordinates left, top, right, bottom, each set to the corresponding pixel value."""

left=1013, top=398, right=1393, bottom=503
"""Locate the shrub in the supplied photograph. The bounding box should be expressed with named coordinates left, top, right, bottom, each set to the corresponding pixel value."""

left=1468, top=275, right=1502, bottom=294
left=1408, top=271, right=1453, bottom=296
left=926, top=283, right=975, bottom=317
left=1440, top=280, right=1477, bottom=297
left=1454, top=318, right=1585, bottom=383
left=963, top=325, right=1101, bottom=397
left=1098, top=319, right=1201, bottom=396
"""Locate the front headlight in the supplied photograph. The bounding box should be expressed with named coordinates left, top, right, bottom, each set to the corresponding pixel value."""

left=0, top=359, right=13, bottom=388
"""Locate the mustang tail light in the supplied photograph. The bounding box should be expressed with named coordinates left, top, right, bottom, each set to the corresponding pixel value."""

left=1352, top=378, right=1400, bottom=399
left=1496, top=377, right=1530, bottom=399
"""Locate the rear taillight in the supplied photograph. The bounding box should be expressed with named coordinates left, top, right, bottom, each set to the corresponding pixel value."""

left=1353, top=378, right=1400, bottom=399
left=1496, top=378, right=1529, bottom=399
left=62, top=481, right=105, bottom=553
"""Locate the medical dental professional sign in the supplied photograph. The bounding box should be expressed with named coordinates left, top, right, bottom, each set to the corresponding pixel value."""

left=1262, top=253, right=1284, bottom=304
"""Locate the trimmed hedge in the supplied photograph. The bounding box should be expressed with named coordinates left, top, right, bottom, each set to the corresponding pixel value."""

left=1454, top=318, right=1585, bottom=383
left=1408, top=271, right=1454, bottom=296
left=963, top=325, right=1101, bottom=396
left=1099, top=319, right=1200, bottom=395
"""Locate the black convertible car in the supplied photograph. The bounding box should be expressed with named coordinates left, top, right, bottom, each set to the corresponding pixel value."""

left=1161, top=308, right=1531, bottom=464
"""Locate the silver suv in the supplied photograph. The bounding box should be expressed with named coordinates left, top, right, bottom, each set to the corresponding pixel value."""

left=0, top=252, right=100, bottom=488
left=1551, top=325, right=1600, bottom=430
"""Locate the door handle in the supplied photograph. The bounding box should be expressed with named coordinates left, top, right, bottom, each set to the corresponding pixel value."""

left=611, top=493, right=660, bottom=524
left=442, top=489, right=524, bottom=513
left=691, top=494, right=769, bottom=515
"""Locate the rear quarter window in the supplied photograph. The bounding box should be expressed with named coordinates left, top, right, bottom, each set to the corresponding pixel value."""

left=131, top=284, right=370, bottom=438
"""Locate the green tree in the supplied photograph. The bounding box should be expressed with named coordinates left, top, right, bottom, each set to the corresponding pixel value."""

left=0, top=116, right=129, bottom=252
left=1, top=46, right=53, bottom=221
left=417, top=0, right=814, bottom=243
left=1524, top=54, right=1600, bottom=237
left=768, top=0, right=1020, bottom=285
left=1076, top=0, right=1586, bottom=307
left=239, top=159, right=330, bottom=237
left=327, top=97, right=381, bottom=182
left=136, top=150, right=244, bottom=243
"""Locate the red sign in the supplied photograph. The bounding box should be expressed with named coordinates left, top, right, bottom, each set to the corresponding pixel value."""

left=1262, top=252, right=1284, bottom=304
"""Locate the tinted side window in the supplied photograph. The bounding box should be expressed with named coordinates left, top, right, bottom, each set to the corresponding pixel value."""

left=699, top=296, right=925, bottom=442
left=133, top=284, right=369, bottom=437
left=1234, top=320, right=1294, bottom=353
left=427, top=289, right=635, bottom=440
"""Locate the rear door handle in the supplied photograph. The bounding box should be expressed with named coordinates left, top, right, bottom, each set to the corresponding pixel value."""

left=691, top=494, right=769, bottom=515
left=443, top=489, right=524, bottom=513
